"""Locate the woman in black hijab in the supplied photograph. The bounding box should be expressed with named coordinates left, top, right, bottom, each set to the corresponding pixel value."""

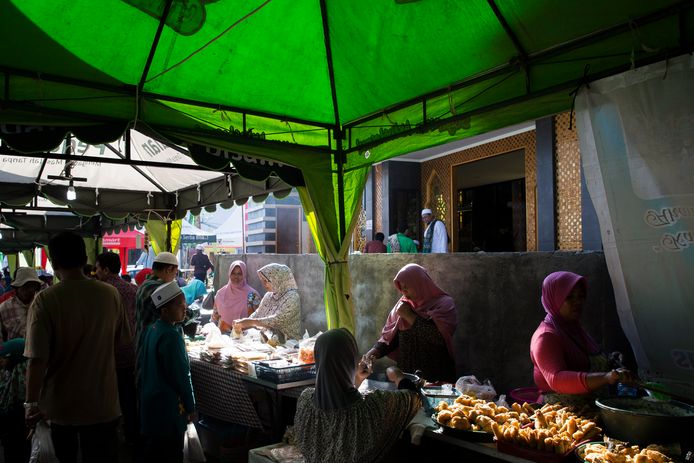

left=294, top=329, right=421, bottom=463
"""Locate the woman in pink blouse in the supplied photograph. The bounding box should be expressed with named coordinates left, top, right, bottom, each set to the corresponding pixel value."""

left=530, top=271, right=631, bottom=405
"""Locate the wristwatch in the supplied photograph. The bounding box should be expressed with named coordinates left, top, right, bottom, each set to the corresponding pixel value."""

left=23, top=401, right=39, bottom=410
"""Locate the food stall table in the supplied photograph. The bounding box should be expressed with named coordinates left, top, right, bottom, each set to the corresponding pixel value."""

left=423, top=427, right=534, bottom=462
left=190, top=358, right=264, bottom=429
left=189, top=356, right=314, bottom=441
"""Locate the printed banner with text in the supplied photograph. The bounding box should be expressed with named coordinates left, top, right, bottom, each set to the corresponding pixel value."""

left=576, top=54, right=694, bottom=398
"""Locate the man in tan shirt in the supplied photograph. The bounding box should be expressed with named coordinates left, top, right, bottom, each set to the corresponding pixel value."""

left=24, top=232, right=131, bottom=463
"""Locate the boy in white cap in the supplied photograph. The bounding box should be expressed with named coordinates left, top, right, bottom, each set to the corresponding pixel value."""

left=138, top=281, right=195, bottom=463
left=0, top=267, right=42, bottom=341
left=134, top=251, right=179, bottom=355
left=421, top=208, right=449, bottom=253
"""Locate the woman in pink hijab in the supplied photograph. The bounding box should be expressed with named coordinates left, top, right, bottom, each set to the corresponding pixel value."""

left=530, top=271, right=632, bottom=404
left=366, top=264, right=458, bottom=382
left=212, top=261, right=260, bottom=332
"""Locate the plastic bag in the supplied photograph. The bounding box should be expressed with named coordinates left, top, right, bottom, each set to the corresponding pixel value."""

left=29, top=421, right=59, bottom=463
left=455, top=375, right=497, bottom=400
left=298, top=331, right=321, bottom=364
left=183, top=422, right=206, bottom=463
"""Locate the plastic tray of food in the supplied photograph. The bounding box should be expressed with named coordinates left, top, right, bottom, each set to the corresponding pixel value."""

left=431, top=414, right=495, bottom=442
left=422, top=386, right=458, bottom=415
left=575, top=441, right=674, bottom=463
left=497, top=439, right=575, bottom=463
left=253, top=360, right=316, bottom=384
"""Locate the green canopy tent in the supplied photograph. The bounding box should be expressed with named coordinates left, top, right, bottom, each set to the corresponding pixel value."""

left=1, top=0, right=693, bottom=332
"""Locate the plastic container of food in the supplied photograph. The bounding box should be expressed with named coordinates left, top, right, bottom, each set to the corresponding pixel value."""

left=595, top=397, right=694, bottom=445
left=253, top=360, right=316, bottom=384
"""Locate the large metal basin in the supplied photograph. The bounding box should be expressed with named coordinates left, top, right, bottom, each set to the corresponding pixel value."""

left=596, top=397, right=694, bottom=445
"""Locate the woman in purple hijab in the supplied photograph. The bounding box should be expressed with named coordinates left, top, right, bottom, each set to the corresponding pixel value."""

left=530, top=271, right=632, bottom=405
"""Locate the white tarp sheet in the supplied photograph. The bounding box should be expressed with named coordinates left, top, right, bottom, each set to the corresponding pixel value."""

left=0, top=131, right=221, bottom=192
left=576, top=54, right=694, bottom=396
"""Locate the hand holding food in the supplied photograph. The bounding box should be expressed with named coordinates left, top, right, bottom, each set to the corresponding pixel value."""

left=357, top=357, right=373, bottom=382
left=395, top=300, right=416, bottom=324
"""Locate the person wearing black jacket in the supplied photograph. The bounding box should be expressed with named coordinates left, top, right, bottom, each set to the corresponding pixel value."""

left=190, top=245, right=214, bottom=283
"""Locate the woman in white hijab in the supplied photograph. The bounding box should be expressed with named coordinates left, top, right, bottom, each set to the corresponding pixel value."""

left=232, top=263, right=301, bottom=341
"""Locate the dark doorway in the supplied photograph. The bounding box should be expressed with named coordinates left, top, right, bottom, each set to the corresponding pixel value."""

left=457, top=179, right=526, bottom=252
left=389, top=188, right=421, bottom=239
left=453, top=150, right=526, bottom=252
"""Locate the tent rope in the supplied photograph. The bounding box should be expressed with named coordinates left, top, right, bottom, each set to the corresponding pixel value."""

left=568, top=64, right=591, bottom=131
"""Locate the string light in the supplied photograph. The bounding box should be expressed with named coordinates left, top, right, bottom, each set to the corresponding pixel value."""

left=67, top=181, right=76, bottom=201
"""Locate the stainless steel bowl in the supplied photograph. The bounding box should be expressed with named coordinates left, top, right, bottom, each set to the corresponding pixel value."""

left=595, top=397, right=694, bottom=445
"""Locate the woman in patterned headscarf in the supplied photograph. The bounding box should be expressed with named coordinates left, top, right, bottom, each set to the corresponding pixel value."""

left=294, top=329, right=421, bottom=463
left=365, top=263, right=458, bottom=382
left=232, top=263, right=301, bottom=342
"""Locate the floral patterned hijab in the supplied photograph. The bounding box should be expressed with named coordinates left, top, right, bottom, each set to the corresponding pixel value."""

left=258, top=263, right=297, bottom=298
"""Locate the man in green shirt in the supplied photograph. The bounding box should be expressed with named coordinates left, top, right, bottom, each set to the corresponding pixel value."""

left=387, top=222, right=418, bottom=253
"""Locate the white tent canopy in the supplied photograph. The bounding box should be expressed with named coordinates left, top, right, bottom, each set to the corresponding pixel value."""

left=0, top=129, right=291, bottom=250
left=0, top=130, right=291, bottom=217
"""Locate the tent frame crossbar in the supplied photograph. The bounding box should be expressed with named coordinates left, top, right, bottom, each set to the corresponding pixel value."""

left=0, top=145, right=233, bottom=172
left=343, top=42, right=693, bottom=155
left=343, top=0, right=694, bottom=131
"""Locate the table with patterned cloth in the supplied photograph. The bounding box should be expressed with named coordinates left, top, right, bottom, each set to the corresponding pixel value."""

left=189, top=357, right=314, bottom=436
left=189, top=358, right=264, bottom=429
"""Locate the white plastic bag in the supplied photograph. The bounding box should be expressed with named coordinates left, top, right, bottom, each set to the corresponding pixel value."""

left=455, top=375, right=497, bottom=400
left=29, top=421, right=59, bottom=463
left=183, top=422, right=206, bottom=463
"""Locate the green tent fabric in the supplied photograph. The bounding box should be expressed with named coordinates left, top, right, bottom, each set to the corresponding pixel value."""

left=145, top=219, right=182, bottom=254
left=6, top=254, right=18, bottom=277
left=1, top=0, right=693, bottom=330
left=83, top=237, right=103, bottom=265
left=298, top=164, right=370, bottom=333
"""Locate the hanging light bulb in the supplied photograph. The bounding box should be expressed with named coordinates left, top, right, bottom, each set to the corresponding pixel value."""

left=67, top=181, right=76, bottom=201
left=0, top=230, right=3, bottom=239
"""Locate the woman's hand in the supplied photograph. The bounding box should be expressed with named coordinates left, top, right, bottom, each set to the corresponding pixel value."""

left=355, top=356, right=373, bottom=388
left=396, top=300, right=417, bottom=325
left=232, top=318, right=252, bottom=332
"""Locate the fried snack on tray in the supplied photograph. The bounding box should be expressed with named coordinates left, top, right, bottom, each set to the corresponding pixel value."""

left=434, top=395, right=533, bottom=433
left=579, top=442, right=673, bottom=463
left=492, top=402, right=603, bottom=455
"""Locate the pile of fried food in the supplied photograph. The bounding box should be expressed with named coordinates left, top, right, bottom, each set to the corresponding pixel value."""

left=435, top=398, right=604, bottom=455
left=434, top=395, right=534, bottom=432
left=579, top=442, right=672, bottom=463
left=492, top=403, right=603, bottom=455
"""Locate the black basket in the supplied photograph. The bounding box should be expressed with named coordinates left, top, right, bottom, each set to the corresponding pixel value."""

left=253, top=361, right=316, bottom=384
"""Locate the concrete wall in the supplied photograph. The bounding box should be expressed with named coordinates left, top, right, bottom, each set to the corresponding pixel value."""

left=216, top=252, right=632, bottom=395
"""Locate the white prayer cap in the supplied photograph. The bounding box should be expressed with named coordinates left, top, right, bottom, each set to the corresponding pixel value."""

left=151, top=280, right=184, bottom=308
left=153, top=252, right=179, bottom=266
left=421, top=208, right=433, bottom=216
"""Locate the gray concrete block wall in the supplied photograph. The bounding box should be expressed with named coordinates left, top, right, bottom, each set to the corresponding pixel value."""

left=215, top=252, right=631, bottom=395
